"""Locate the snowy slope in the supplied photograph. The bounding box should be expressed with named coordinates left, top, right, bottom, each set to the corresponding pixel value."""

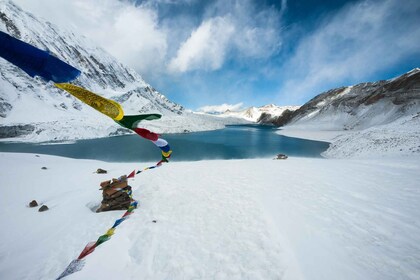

left=0, top=1, right=241, bottom=142
left=320, top=113, right=420, bottom=158
left=277, top=69, right=420, bottom=130
left=274, top=69, right=420, bottom=158
left=0, top=152, right=419, bottom=280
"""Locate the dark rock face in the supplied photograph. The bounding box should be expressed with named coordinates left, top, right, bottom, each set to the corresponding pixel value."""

left=259, top=109, right=297, bottom=127
left=0, top=99, right=13, bottom=118
left=260, top=69, right=420, bottom=128
left=257, top=112, right=273, bottom=124
left=0, top=124, right=35, bottom=138
left=0, top=11, right=21, bottom=38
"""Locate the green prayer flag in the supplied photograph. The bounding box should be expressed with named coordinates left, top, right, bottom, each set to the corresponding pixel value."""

left=117, top=114, right=162, bottom=129
left=96, top=234, right=110, bottom=246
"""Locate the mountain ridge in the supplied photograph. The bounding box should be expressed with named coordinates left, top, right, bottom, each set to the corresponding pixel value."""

left=260, top=68, right=420, bottom=130
left=217, top=104, right=300, bottom=123
left=0, top=1, right=243, bottom=142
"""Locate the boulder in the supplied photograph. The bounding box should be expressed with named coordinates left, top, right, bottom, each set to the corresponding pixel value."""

left=38, top=205, right=49, bottom=212
left=275, top=154, right=288, bottom=160
left=29, top=200, right=38, bottom=207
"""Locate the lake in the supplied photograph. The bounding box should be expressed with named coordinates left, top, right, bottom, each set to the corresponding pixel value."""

left=0, top=125, right=329, bottom=162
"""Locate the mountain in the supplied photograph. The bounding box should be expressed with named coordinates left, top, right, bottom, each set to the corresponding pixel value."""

left=262, top=69, right=420, bottom=130
left=220, top=104, right=300, bottom=122
left=0, top=1, right=240, bottom=142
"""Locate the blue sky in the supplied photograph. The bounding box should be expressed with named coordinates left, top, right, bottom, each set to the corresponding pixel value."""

left=14, top=0, right=420, bottom=112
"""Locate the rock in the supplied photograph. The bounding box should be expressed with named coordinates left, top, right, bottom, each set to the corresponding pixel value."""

left=41, top=167, right=47, bottom=170
left=29, top=200, right=38, bottom=207
left=96, top=168, right=107, bottom=174
left=152, top=220, right=157, bottom=223
left=38, top=205, right=49, bottom=212
left=275, top=154, right=288, bottom=160
left=0, top=124, right=35, bottom=138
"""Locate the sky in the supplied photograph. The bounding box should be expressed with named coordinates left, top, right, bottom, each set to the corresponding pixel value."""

left=12, top=0, right=420, bottom=112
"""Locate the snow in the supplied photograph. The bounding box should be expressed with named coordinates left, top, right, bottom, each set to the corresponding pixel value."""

left=0, top=112, right=247, bottom=143
left=0, top=151, right=419, bottom=280
left=219, top=105, right=300, bottom=122
left=278, top=109, right=420, bottom=159
left=277, top=128, right=346, bottom=142
left=1, top=3, right=419, bottom=279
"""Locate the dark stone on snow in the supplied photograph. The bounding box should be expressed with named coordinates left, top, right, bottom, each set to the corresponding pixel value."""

left=275, top=154, right=288, bottom=160
left=41, top=167, right=48, bottom=170
left=29, top=200, right=38, bottom=207
left=38, top=205, right=49, bottom=212
left=96, top=168, right=107, bottom=174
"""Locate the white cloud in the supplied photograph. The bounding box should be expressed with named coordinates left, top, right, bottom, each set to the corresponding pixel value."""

left=12, top=0, right=283, bottom=78
left=98, top=5, right=167, bottom=75
left=168, top=16, right=235, bottom=73
left=168, top=0, right=282, bottom=73
left=231, top=2, right=282, bottom=60
left=13, top=0, right=168, bottom=77
left=278, top=0, right=420, bottom=104
left=197, top=102, right=244, bottom=113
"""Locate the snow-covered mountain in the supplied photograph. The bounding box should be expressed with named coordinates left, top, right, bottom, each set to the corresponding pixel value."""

left=265, top=69, right=420, bottom=130
left=220, top=104, right=300, bottom=122
left=0, top=1, right=241, bottom=142
left=272, top=69, right=420, bottom=158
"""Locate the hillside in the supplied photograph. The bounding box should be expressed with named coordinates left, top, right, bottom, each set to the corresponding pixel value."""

left=0, top=1, right=240, bottom=142
left=268, top=69, right=420, bottom=158
left=268, top=69, right=420, bottom=129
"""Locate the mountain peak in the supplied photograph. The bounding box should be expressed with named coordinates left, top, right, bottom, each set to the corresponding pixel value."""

left=0, top=0, right=184, bottom=140
left=220, top=104, right=300, bottom=122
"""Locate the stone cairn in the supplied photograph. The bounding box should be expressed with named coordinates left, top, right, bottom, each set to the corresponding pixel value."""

left=96, top=175, right=132, bottom=212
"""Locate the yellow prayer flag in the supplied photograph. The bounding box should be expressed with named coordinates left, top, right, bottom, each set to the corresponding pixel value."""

left=55, top=83, right=124, bottom=121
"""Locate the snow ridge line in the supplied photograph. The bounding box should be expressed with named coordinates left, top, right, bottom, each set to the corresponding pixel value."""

left=56, top=184, right=138, bottom=279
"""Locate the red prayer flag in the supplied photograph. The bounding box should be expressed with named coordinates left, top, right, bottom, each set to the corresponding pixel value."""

left=134, top=128, right=159, bottom=141
left=77, top=242, right=97, bottom=260
left=127, top=170, right=135, bottom=179
left=122, top=211, right=133, bottom=218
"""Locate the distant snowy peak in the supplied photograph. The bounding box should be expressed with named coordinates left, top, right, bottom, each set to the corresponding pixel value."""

left=0, top=0, right=183, bottom=124
left=221, top=104, right=300, bottom=122
left=263, top=69, right=420, bottom=130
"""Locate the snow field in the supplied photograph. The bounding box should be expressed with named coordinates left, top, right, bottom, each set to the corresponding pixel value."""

left=74, top=160, right=288, bottom=279
left=0, top=153, right=419, bottom=280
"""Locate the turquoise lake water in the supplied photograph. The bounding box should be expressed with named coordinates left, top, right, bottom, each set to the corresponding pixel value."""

left=0, top=125, right=329, bottom=162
